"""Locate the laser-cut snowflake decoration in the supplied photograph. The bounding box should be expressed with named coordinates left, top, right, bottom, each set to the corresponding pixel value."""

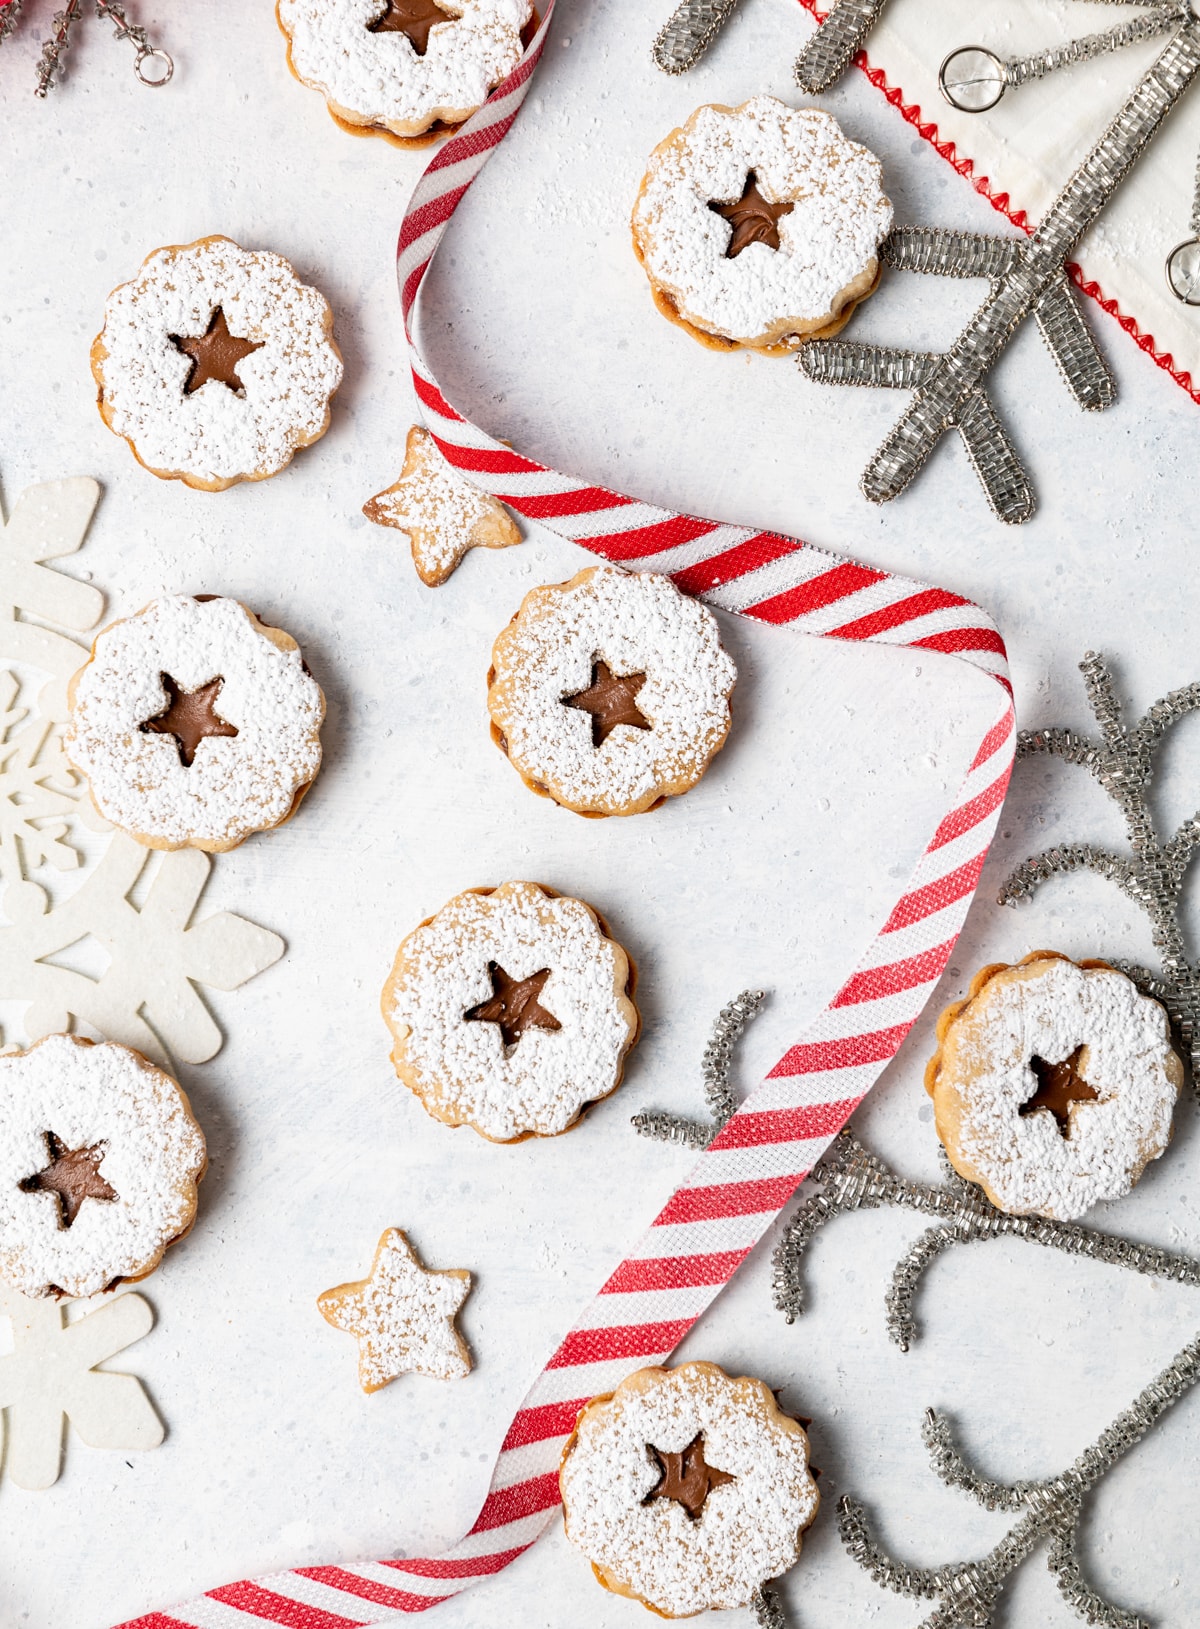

left=0, top=474, right=287, bottom=1066
left=0, top=1283, right=163, bottom=1489
left=0, top=832, right=285, bottom=1066
left=0, top=671, right=91, bottom=882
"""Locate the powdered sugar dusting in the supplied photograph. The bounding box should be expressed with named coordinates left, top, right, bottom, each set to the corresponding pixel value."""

left=66, top=596, right=324, bottom=851
left=318, top=1228, right=471, bottom=1390
left=384, top=881, right=637, bottom=1141
left=935, top=959, right=1180, bottom=1221
left=0, top=1034, right=206, bottom=1300
left=633, top=96, right=892, bottom=347
left=561, top=1363, right=819, bottom=1615
left=489, top=567, right=736, bottom=816
left=365, top=425, right=520, bottom=585
left=278, top=0, right=531, bottom=135
left=94, top=237, right=342, bottom=488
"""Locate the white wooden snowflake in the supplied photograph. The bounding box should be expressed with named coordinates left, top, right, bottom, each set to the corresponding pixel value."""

left=0, top=1282, right=163, bottom=1489
left=0, top=834, right=284, bottom=1065
left=0, top=475, right=287, bottom=1066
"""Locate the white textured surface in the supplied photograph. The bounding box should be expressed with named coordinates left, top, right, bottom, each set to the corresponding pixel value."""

left=1, top=2, right=1200, bottom=1627
left=632, top=95, right=892, bottom=345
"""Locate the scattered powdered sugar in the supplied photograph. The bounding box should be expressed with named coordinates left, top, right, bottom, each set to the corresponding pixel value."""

left=384, top=881, right=637, bottom=1141
left=488, top=567, right=736, bottom=815
left=0, top=1034, right=206, bottom=1299
left=632, top=96, right=892, bottom=346
left=65, top=596, right=324, bottom=850
left=318, top=1228, right=471, bottom=1389
left=561, top=1363, right=819, bottom=1615
left=94, top=237, right=342, bottom=486
left=937, top=959, right=1180, bottom=1221
left=278, top=0, right=531, bottom=133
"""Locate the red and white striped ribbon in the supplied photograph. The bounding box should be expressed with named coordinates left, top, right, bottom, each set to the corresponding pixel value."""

left=119, top=9, right=1014, bottom=1624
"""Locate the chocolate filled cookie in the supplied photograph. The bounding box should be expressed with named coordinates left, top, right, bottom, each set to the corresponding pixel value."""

left=926, top=951, right=1183, bottom=1220
left=487, top=565, right=736, bottom=817
left=382, top=881, right=639, bottom=1142
left=632, top=96, right=892, bottom=354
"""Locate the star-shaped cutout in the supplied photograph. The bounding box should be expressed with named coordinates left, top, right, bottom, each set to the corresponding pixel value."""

left=563, top=659, right=652, bottom=748
left=318, top=1228, right=472, bottom=1392
left=170, top=306, right=264, bottom=396
left=708, top=171, right=795, bottom=260
left=366, top=0, right=456, bottom=54
left=363, top=425, right=521, bottom=587
left=464, top=961, right=562, bottom=1050
left=646, top=1432, right=736, bottom=1519
left=140, top=672, right=240, bottom=769
left=1021, top=1045, right=1099, bottom=1138
left=19, top=1131, right=118, bottom=1230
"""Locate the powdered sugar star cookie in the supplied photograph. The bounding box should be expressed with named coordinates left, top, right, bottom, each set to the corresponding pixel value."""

left=560, top=1361, right=820, bottom=1617
left=364, top=425, right=522, bottom=586
left=0, top=1034, right=207, bottom=1301
left=926, top=952, right=1183, bottom=1221
left=382, top=881, right=640, bottom=1142
left=488, top=565, right=736, bottom=817
left=91, top=236, right=343, bottom=491
left=318, top=1227, right=472, bottom=1391
left=277, top=0, right=534, bottom=145
left=632, top=96, right=892, bottom=354
left=65, top=595, right=325, bottom=854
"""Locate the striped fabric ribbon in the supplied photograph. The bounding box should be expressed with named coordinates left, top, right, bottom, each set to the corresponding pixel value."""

left=119, top=7, right=1014, bottom=1624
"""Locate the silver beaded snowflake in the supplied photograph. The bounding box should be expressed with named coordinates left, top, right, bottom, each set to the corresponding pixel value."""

left=0, top=0, right=171, bottom=95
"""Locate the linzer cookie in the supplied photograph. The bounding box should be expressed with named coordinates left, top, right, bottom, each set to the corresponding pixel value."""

left=65, top=595, right=325, bottom=853
left=91, top=235, right=342, bottom=490
left=0, top=1034, right=207, bottom=1300
left=926, top=951, right=1183, bottom=1221
left=560, top=1362, right=820, bottom=1617
left=277, top=0, right=533, bottom=146
left=364, top=425, right=522, bottom=585
left=632, top=96, right=892, bottom=354
left=487, top=565, right=736, bottom=817
left=381, top=881, right=639, bottom=1142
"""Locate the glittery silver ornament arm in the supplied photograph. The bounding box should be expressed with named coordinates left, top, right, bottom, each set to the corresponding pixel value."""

left=771, top=1130, right=1200, bottom=1348
left=750, top=1581, right=788, bottom=1629
left=794, top=0, right=888, bottom=93
left=632, top=990, right=766, bottom=1148
left=801, top=22, right=1200, bottom=522
left=652, top=0, right=745, bottom=73
left=1000, top=651, right=1200, bottom=1079
left=28, top=0, right=170, bottom=94
left=841, top=1332, right=1200, bottom=1628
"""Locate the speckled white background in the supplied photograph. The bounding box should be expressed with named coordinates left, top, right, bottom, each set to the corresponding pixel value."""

left=2, top=2, right=1200, bottom=1626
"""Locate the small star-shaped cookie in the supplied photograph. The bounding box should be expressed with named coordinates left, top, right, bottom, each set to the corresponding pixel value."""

left=363, top=425, right=522, bottom=586
left=317, top=1227, right=472, bottom=1392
